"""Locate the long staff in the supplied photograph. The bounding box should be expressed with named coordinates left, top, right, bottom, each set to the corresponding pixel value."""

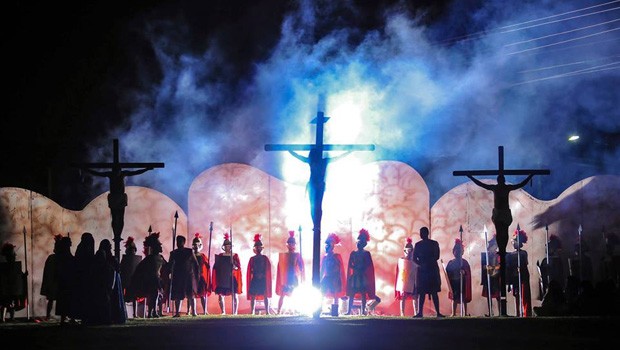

left=459, top=225, right=464, bottom=316
left=298, top=225, right=303, bottom=259
left=516, top=224, right=523, bottom=317
left=578, top=225, right=583, bottom=281
left=208, top=221, right=213, bottom=269
left=484, top=225, right=493, bottom=317
left=545, top=225, right=550, bottom=286
left=230, top=226, right=234, bottom=313
left=22, top=226, right=30, bottom=320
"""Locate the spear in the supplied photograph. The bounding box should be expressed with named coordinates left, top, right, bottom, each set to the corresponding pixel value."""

left=545, top=224, right=550, bottom=286
left=298, top=225, right=303, bottom=258
left=483, top=225, right=493, bottom=317
left=22, top=226, right=30, bottom=320
left=229, top=225, right=234, bottom=314
left=208, top=221, right=213, bottom=269
left=458, top=225, right=464, bottom=316
left=516, top=223, right=523, bottom=317
left=578, top=224, right=583, bottom=281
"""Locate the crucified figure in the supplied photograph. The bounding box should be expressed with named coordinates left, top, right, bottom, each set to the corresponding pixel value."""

left=84, top=166, right=154, bottom=239
left=466, top=173, right=534, bottom=252
left=287, top=148, right=352, bottom=231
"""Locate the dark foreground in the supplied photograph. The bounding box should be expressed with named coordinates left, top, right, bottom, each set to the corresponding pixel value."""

left=1, top=315, right=618, bottom=350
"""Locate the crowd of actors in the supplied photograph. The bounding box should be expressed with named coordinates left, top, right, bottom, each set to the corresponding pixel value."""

left=1, top=225, right=619, bottom=323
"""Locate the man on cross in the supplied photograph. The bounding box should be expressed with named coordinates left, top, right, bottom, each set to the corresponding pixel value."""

left=84, top=165, right=154, bottom=242
left=287, top=148, right=352, bottom=232
left=466, top=173, right=534, bottom=252
left=454, top=146, right=549, bottom=316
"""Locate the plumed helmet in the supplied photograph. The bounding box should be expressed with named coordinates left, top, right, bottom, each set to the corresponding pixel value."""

left=143, top=232, right=162, bottom=255
left=513, top=229, right=528, bottom=244
left=404, top=237, right=413, bottom=249
left=287, top=230, right=296, bottom=244
left=253, top=233, right=263, bottom=247
left=325, top=233, right=341, bottom=245
left=453, top=238, right=464, bottom=256
left=193, top=232, right=203, bottom=245
left=223, top=233, right=232, bottom=247
left=357, top=228, right=370, bottom=242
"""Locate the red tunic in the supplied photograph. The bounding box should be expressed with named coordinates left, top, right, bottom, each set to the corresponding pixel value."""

left=275, top=252, right=305, bottom=296
left=246, top=254, right=272, bottom=300
left=212, top=253, right=243, bottom=295
left=194, top=252, right=211, bottom=297
left=346, top=250, right=376, bottom=299
left=320, top=253, right=346, bottom=298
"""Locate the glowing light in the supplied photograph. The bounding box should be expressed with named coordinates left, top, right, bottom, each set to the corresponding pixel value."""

left=568, top=135, right=580, bottom=142
left=290, top=284, right=323, bottom=317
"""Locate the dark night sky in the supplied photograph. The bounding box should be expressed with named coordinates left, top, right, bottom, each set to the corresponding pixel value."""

left=2, top=0, right=619, bottom=212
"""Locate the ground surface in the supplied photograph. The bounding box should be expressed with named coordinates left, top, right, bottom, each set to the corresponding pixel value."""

left=1, top=314, right=617, bottom=349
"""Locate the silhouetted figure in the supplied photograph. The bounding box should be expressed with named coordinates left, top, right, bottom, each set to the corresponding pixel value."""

left=537, top=234, right=565, bottom=299
left=212, top=233, right=242, bottom=315
left=191, top=233, right=211, bottom=315
left=570, top=240, right=593, bottom=285
left=0, top=243, right=27, bottom=322
left=395, top=237, right=418, bottom=316
left=120, top=236, right=142, bottom=318
left=481, top=234, right=501, bottom=316
left=603, top=232, right=620, bottom=288
left=167, top=235, right=199, bottom=317
left=54, top=236, right=75, bottom=325
left=247, top=234, right=273, bottom=315
left=288, top=149, right=352, bottom=241
left=467, top=173, right=533, bottom=314
left=73, top=232, right=96, bottom=324
left=506, top=229, right=532, bottom=317
left=446, top=238, right=471, bottom=317
left=129, top=232, right=166, bottom=318
left=276, top=231, right=305, bottom=314
left=345, top=229, right=376, bottom=315
left=320, top=233, right=346, bottom=316
left=84, top=166, right=153, bottom=256
left=533, top=279, right=567, bottom=317
left=413, top=226, right=444, bottom=318
left=40, top=234, right=63, bottom=320
left=90, top=239, right=126, bottom=325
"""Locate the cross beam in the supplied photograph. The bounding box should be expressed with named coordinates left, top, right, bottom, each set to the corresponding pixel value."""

left=453, top=146, right=549, bottom=317
left=265, top=103, right=374, bottom=318
left=73, top=139, right=164, bottom=262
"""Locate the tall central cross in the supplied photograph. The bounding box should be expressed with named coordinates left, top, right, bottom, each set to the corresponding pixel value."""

left=73, top=139, right=164, bottom=263
left=265, top=97, right=374, bottom=317
left=453, top=146, right=549, bottom=316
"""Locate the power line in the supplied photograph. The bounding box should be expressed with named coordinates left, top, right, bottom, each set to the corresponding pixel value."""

left=505, top=27, right=620, bottom=55
left=504, top=18, right=620, bottom=47
left=437, top=1, right=620, bottom=45
left=510, top=61, right=619, bottom=86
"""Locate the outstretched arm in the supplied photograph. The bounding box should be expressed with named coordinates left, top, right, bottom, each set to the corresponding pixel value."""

left=287, top=150, right=309, bottom=163
left=466, top=175, right=494, bottom=190
left=123, top=167, right=154, bottom=177
left=83, top=168, right=110, bottom=177
left=508, top=174, right=534, bottom=190
left=326, top=151, right=353, bottom=163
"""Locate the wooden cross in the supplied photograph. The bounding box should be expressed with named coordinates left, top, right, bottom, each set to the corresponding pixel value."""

left=453, top=145, right=549, bottom=316
left=73, top=139, right=164, bottom=263
left=265, top=97, right=374, bottom=317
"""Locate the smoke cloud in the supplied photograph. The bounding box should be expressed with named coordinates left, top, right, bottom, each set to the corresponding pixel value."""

left=85, top=0, right=620, bottom=210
